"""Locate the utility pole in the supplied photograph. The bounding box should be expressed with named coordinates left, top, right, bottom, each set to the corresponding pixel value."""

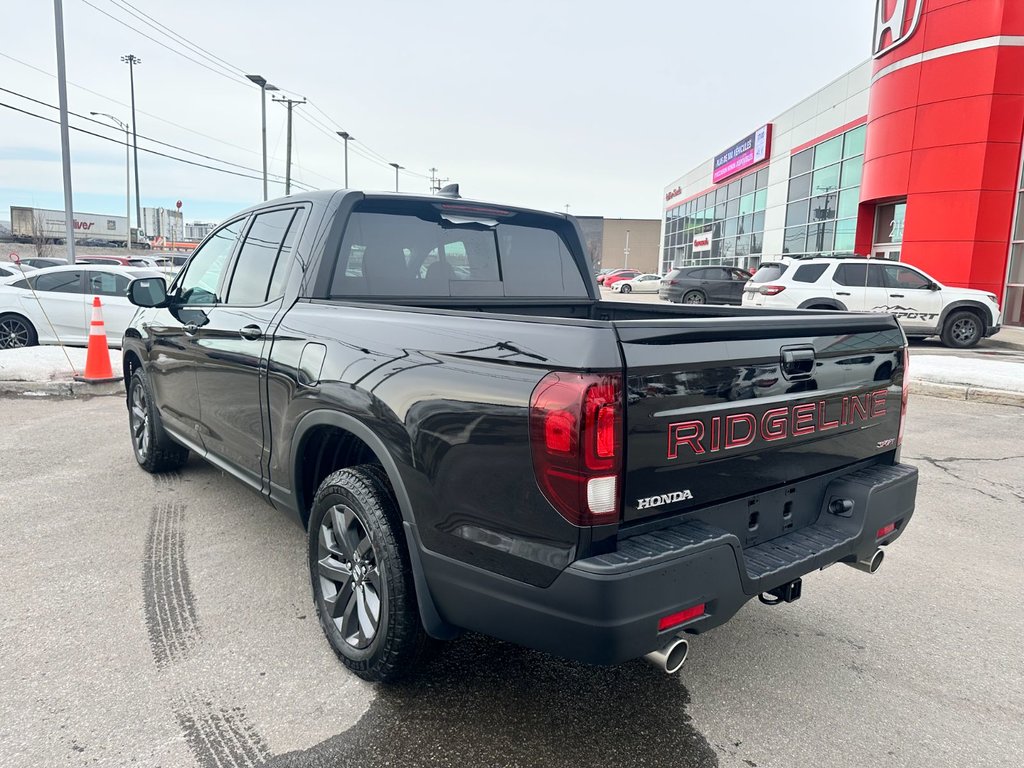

left=389, top=162, right=403, bottom=192
left=121, top=54, right=142, bottom=247
left=273, top=95, right=306, bottom=195
left=337, top=131, right=351, bottom=187
left=272, top=95, right=303, bottom=195
left=91, top=113, right=130, bottom=247
left=246, top=75, right=278, bottom=201
left=624, top=229, right=631, bottom=269
left=53, top=0, right=76, bottom=263
left=428, top=168, right=449, bottom=193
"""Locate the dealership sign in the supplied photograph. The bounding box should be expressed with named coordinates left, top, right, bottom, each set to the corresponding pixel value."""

left=692, top=231, right=713, bottom=252
left=872, top=0, right=923, bottom=59
left=665, top=186, right=682, bottom=202
left=712, top=124, right=772, bottom=184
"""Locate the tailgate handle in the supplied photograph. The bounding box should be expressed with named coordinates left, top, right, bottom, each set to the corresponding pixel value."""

left=781, top=347, right=815, bottom=379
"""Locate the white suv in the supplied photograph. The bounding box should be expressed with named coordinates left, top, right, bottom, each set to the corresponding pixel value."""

left=742, top=258, right=1002, bottom=348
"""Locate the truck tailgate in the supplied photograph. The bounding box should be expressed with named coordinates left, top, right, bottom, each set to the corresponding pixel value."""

left=616, top=314, right=906, bottom=522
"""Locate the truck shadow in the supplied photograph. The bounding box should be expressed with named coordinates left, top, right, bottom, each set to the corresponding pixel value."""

left=267, top=633, right=718, bottom=768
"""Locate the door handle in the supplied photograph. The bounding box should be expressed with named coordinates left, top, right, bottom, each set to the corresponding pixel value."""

left=239, top=324, right=263, bottom=341
left=183, top=323, right=199, bottom=335
left=890, top=293, right=904, bottom=298
left=836, top=291, right=851, bottom=296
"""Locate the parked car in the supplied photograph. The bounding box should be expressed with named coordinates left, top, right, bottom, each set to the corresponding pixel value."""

left=17, top=257, right=68, bottom=269
left=602, top=270, right=642, bottom=288
left=79, top=237, right=125, bottom=248
left=742, top=257, right=1002, bottom=348
left=659, top=266, right=752, bottom=305
left=596, top=268, right=634, bottom=285
left=120, top=189, right=917, bottom=683
left=77, top=255, right=161, bottom=268
left=0, top=262, right=37, bottom=280
left=0, top=265, right=161, bottom=348
left=611, top=273, right=662, bottom=293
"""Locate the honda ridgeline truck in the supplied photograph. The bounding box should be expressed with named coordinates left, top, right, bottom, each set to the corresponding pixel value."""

left=122, top=189, right=918, bottom=680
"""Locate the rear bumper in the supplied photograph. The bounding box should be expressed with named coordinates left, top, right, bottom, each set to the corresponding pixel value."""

left=419, top=463, right=918, bottom=665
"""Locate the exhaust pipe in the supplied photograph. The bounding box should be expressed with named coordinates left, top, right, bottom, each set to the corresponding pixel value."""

left=644, top=636, right=689, bottom=674
left=846, top=548, right=884, bottom=574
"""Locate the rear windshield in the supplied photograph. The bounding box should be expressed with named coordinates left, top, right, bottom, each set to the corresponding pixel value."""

left=749, top=262, right=788, bottom=283
left=328, top=201, right=588, bottom=299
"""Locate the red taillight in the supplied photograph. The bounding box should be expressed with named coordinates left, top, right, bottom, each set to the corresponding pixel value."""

left=658, top=603, right=705, bottom=631
left=898, top=346, right=910, bottom=446
left=877, top=522, right=896, bottom=539
left=759, top=285, right=786, bottom=296
left=530, top=372, right=623, bottom=526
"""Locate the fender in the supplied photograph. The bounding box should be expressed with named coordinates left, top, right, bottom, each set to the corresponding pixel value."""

left=289, top=408, right=459, bottom=640
left=798, top=297, right=848, bottom=311
left=937, top=300, right=991, bottom=331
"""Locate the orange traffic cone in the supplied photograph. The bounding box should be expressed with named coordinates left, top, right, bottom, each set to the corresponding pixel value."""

left=74, top=297, right=121, bottom=383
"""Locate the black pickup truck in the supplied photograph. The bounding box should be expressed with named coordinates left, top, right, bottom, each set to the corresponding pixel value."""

left=122, top=189, right=918, bottom=681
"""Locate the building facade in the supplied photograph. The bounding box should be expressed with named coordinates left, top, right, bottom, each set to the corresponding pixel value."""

left=578, top=217, right=662, bottom=274
left=662, top=0, right=1024, bottom=325
left=142, top=206, right=184, bottom=241
left=184, top=221, right=216, bottom=242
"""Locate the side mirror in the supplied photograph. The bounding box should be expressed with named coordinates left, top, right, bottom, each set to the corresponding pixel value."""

left=128, top=276, right=169, bottom=308
left=929, top=281, right=940, bottom=291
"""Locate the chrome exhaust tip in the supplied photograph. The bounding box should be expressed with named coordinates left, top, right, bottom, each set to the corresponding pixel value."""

left=644, top=636, right=690, bottom=674
left=847, top=548, right=885, bottom=574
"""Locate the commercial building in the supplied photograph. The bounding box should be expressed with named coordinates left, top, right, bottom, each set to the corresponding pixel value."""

left=142, top=206, right=184, bottom=241
left=662, top=0, right=1024, bottom=325
left=576, top=217, right=661, bottom=274
left=184, top=221, right=216, bottom=242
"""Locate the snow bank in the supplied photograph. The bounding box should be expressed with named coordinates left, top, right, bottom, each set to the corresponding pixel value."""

left=0, top=346, right=121, bottom=381
left=910, top=355, right=1024, bottom=393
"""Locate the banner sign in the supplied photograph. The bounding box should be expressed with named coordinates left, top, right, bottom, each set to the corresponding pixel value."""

left=712, top=124, right=772, bottom=184
left=692, top=231, right=713, bottom=252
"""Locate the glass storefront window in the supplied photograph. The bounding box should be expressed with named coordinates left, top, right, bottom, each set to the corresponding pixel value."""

left=739, top=193, right=754, bottom=216
left=736, top=234, right=751, bottom=256
left=724, top=217, right=738, bottom=237
left=715, top=203, right=727, bottom=221
left=835, top=218, right=857, bottom=252
left=814, top=135, right=843, bottom=169
left=726, top=198, right=740, bottom=218
left=739, top=214, right=753, bottom=234
left=838, top=188, right=859, bottom=219
left=755, top=168, right=769, bottom=189
left=727, top=180, right=741, bottom=199
left=843, top=125, right=866, bottom=158
left=754, top=188, right=768, bottom=211
left=789, top=173, right=812, bottom=200
left=808, top=221, right=835, bottom=253
left=791, top=148, right=813, bottom=176
left=784, top=225, right=807, bottom=254
left=786, top=199, right=810, bottom=227
left=841, top=157, right=863, bottom=189
left=752, top=211, right=765, bottom=232
left=812, top=163, right=841, bottom=194
left=874, top=202, right=907, bottom=244
left=740, top=174, right=756, bottom=196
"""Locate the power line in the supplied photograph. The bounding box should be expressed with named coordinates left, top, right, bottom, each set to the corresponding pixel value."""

left=0, top=100, right=317, bottom=190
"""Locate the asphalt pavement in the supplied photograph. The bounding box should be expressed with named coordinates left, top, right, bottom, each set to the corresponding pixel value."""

left=0, top=395, right=1021, bottom=768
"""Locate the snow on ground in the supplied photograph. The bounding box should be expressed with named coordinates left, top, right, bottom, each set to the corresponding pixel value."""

left=910, top=355, right=1024, bottom=392
left=0, top=346, right=121, bottom=381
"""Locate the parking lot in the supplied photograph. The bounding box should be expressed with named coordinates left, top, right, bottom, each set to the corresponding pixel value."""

left=1, top=392, right=1021, bottom=768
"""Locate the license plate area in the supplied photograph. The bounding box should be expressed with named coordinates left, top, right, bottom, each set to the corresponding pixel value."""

left=690, top=482, right=821, bottom=549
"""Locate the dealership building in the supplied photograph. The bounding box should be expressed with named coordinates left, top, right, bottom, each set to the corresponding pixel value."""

left=661, top=0, right=1024, bottom=326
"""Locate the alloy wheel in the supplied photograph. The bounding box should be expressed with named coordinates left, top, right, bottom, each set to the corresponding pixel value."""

left=951, top=317, right=979, bottom=345
left=318, top=504, right=383, bottom=650
left=0, top=317, right=30, bottom=349
left=130, top=382, right=151, bottom=460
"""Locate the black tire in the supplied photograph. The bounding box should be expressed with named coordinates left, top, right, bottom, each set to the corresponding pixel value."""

left=308, top=465, right=432, bottom=682
left=940, top=310, right=983, bottom=349
left=619, top=284, right=632, bottom=293
left=0, top=313, right=37, bottom=349
left=128, top=367, right=189, bottom=472
left=682, top=290, right=706, bottom=305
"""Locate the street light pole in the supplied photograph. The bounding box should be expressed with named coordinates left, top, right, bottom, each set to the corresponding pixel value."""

left=121, top=54, right=142, bottom=247
left=246, top=75, right=278, bottom=201
left=624, top=229, right=631, bottom=269
left=389, top=162, right=402, bottom=192
left=91, top=113, right=130, bottom=248
left=337, top=131, right=351, bottom=187
left=53, top=0, right=76, bottom=264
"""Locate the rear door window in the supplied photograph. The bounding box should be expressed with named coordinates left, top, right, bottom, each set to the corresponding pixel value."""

left=834, top=263, right=885, bottom=287
left=224, top=208, right=302, bottom=305
left=87, top=271, right=131, bottom=297
left=328, top=202, right=587, bottom=299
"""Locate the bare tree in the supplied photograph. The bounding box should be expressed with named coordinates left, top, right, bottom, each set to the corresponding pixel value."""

left=30, top=213, right=53, bottom=259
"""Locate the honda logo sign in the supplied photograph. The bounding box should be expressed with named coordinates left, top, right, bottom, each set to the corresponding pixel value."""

left=873, top=0, right=923, bottom=59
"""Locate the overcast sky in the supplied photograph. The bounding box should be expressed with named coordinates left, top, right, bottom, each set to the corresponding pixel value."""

left=0, top=0, right=875, bottom=226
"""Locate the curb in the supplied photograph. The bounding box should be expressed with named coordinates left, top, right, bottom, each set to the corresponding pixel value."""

left=0, top=379, right=125, bottom=398
left=910, top=379, right=1024, bottom=407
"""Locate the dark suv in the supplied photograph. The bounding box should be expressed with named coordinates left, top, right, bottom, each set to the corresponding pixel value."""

left=658, top=266, right=751, bottom=305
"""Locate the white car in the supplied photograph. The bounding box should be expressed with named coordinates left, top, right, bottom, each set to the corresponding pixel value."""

left=612, top=273, right=663, bottom=293
left=742, top=257, right=1002, bottom=348
left=0, top=262, right=37, bottom=280
left=0, top=264, right=161, bottom=349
